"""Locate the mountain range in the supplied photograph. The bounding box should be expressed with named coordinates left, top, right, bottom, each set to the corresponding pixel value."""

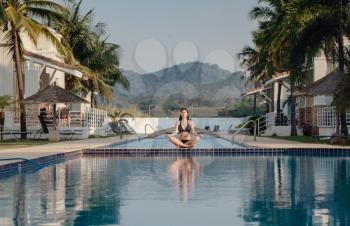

left=113, top=62, right=245, bottom=108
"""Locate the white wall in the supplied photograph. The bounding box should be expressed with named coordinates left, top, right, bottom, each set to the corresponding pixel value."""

left=314, top=95, right=333, bottom=106
left=126, top=117, right=244, bottom=134
left=312, top=50, right=335, bottom=107
left=313, top=51, right=330, bottom=81
left=318, top=128, right=337, bottom=137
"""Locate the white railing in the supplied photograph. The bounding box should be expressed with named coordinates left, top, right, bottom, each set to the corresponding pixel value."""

left=316, top=106, right=350, bottom=128
left=85, top=107, right=108, bottom=128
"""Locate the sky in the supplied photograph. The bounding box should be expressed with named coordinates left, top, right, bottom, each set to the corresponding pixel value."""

left=80, top=0, right=258, bottom=73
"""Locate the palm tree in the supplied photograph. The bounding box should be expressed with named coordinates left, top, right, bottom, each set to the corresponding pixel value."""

left=74, top=37, right=129, bottom=107
left=241, top=0, right=294, bottom=125
left=238, top=44, right=275, bottom=114
left=0, top=0, right=72, bottom=139
left=108, top=109, right=133, bottom=138
left=248, top=0, right=317, bottom=136
left=58, top=0, right=129, bottom=107
left=0, top=95, right=13, bottom=141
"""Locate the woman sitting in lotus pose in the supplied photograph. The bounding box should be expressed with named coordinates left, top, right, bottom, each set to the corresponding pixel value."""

left=167, top=107, right=201, bottom=148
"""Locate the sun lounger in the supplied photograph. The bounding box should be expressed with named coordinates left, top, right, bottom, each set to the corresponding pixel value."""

left=35, top=115, right=82, bottom=140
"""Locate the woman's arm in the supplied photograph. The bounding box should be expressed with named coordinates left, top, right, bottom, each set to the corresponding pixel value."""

left=169, top=121, right=179, bottom=136
left=190, top=120, right=200, bottom=136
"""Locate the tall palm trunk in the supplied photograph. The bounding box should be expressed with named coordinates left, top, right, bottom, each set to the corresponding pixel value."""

left=290, top=82, right=298, bottom=136
left=253, top=94, right=257, bottom=115
left=337, top=0, right=349, bottom=137
left=277, top=82, right=282, bottom=113
left=12, top=29, right=27, bottom=139
left=276, top=81, right=282, bottom=125
left=90, top=91, right=96, bottom=108
left=337, top=33, right=348, bottom=136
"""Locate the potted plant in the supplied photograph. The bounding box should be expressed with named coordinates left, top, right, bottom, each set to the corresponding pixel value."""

left=0, top=95, right=13, bottom=141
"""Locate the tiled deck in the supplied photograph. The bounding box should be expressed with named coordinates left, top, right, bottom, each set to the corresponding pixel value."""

left=0, top=135, right=141, bottom=166
left=1, top=132, right=350, bottom=176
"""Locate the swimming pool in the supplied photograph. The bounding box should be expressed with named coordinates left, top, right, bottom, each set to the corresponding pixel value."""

left=1, top=156, right=349, bottom=226
left=111, top=134, right=243, bottom=148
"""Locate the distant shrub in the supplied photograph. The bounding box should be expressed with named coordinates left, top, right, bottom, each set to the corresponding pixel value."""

left=301, top=123, right=313, bottom=136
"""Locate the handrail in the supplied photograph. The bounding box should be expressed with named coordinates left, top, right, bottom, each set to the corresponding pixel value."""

left=232, top=120, right=256, bottom=137
left=145, top=123, right=157, bottom=135
left=0, top=157, right=41, bottom=168
left=232, top=119, right=257, bottom=141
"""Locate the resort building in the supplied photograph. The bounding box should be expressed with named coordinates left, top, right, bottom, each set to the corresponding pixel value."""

left=242, top=49, right=349, bottom=137
left=0, top=29, right=108, bottom=139
left=296, top=50, right=339, bottom=136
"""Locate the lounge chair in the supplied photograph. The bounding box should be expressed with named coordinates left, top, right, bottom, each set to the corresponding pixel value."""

left=35, top=115, right=82, bottom=140
left=108, top=121, right=136, bottom=134
left=108, top=122, right=123, bottom=134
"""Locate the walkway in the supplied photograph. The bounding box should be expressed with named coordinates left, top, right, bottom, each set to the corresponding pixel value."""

left=217, top=132, right=349, bottom=149
left=0, top=134, right=141, bottom=166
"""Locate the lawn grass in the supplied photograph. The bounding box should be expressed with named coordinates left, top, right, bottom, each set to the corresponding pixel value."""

left=269, top=136, right=330, bottom=144
left=0, top=139, right=49, bottom=150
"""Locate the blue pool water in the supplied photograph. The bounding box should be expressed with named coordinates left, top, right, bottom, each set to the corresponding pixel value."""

left=111, top=134, right=243, bottom=148
left=1, top=156, right=350, bottom=225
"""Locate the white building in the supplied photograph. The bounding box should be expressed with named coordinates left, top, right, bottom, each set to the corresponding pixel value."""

left=242, top=48, right=349, bottom=137
left=0, top=29, right=107, bottom=139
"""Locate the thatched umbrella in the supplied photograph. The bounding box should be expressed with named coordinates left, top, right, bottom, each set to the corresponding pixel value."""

left=24, top=84, right=89, bottom=129
left=295, top=71, right=347, bottom=133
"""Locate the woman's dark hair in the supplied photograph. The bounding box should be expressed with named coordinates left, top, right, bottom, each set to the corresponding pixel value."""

left=179, top=107, right=190, bottom=121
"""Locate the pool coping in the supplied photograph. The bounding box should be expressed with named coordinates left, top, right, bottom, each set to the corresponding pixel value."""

left=0, top=135, right=143, bottom=177
left=82, top=147, right=350, bottom=157
left=0, top=150, right=81, bottom=176
left=2, top=135, right=350, bottom=177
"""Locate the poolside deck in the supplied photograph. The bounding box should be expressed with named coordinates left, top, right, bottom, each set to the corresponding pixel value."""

left=217, top=132, right=349, bottom=149
left=1, top=133, right=349, bottom=169
left=0, top=135, right=141, bottom=166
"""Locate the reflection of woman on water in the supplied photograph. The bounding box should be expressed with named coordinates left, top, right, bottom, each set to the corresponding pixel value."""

left=168, top=157, right=201, bottom=202
left=167, top=107, right=201, bottom=148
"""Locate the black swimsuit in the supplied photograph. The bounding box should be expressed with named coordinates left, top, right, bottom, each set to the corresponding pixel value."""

left=178, top=120, right=191, bottom=143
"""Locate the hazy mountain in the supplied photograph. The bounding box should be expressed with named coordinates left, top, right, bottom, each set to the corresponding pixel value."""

left=113, top=62, right=245, bottom=107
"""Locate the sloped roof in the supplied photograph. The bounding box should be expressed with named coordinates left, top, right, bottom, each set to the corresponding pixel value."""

left=295, top=71, right=344, bottom=96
